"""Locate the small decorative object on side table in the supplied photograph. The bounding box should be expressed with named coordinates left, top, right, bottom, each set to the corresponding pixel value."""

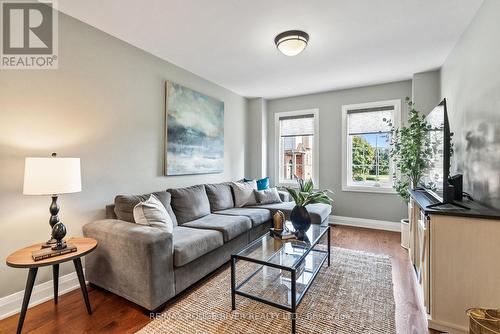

left=6, top=237, right=97, bottom=334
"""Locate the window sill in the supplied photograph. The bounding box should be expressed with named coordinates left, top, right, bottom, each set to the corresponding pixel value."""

left=277, top=182, right=321, bottom=190
left=277, top=181, right=296, bottom=187
left=342, top=185, right=396, bottom=194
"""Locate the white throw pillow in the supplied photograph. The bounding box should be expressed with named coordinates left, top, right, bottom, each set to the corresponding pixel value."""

left=255, top=187, right=282, bottom=204
left=231, top=180, right=258, bottom=207
left=133, top=194, right=173, bottom=232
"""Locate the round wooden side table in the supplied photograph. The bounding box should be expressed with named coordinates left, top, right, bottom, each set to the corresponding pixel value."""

left=6, top=237, right=98, bottom=334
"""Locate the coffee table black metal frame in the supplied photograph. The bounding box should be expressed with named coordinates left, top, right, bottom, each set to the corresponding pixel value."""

left=230, top=224, right=330, bottom=334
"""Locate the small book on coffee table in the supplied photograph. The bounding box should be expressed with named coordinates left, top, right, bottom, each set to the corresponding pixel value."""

left=32, top=244, right=77, bottom=261
left=269, top=228, right=297, bottom=240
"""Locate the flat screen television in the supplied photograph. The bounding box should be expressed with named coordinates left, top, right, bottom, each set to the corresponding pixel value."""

left=422, top=99, right=469, bottom=209
left=422, top=100, right=446, bottom=197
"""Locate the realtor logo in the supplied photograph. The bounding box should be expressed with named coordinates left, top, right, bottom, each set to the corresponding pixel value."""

left=1, top=0, right=58, bottom=69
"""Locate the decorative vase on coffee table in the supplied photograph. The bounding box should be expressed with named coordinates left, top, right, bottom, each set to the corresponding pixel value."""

left=290, top=205, right=311, bottom=239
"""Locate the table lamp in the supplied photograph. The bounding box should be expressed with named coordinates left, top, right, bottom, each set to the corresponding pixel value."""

left=23, top=153, right=81, bottom=250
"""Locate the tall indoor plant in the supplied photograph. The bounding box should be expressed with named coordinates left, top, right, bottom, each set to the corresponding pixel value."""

left=386, top=98, right=439, bottom=203
left=285, top=177, right=333, bottom=236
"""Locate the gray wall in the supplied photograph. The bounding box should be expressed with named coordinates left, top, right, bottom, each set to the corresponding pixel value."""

left=266, top=81, right=412, bottom=222
left=412, top=70, right=441, bottom=115
left=441, top=0, right=500, bottom=209
left=245, top=98, right=267, bottom=179
left=0, top=13, right=247, bottom=297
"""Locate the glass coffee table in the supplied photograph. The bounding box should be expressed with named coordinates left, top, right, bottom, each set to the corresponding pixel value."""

left=231, top=222, right=330, bottom=334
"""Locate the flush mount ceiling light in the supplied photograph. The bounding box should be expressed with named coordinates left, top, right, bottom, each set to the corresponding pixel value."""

left=274, top=30, right=309, bottom=56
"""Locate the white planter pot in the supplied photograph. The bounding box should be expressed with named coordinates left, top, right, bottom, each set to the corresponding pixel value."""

left=401, top=218, right=410, bottom=249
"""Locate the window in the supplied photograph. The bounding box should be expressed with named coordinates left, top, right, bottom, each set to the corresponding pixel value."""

left=275, top=109, right=319, bottom=187
left=342, top=100, right=401, bottom=193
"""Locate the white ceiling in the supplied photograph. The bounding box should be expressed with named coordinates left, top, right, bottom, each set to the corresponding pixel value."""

left=58, top=0, right=483, bottom=99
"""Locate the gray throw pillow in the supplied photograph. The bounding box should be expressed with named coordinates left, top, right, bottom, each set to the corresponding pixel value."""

left=133, top=194, right=173, bottom=232
left=168, top=184, right=211, bottom=224
left=255, top=187, right=282, bottom=204
left=114, top=191, right=178, bottom=225
left=205, top=183, right=234, bottom=211
left=231, top=180, right=257, bottom=207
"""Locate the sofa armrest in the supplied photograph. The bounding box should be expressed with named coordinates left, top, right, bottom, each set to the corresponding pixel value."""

left=82, top=219, right=175, bottom=311
left=277, top=190, right=291, bottom=202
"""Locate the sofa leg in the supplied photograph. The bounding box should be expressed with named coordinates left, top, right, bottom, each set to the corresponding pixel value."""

left=88, top=282, right=99, bottom=289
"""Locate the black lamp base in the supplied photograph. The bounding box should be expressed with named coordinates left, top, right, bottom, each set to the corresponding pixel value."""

left=41, top=195, right=61, bottom=249
left=51, top=240, right=67, bottom=251
left=41, top=192, right=69, bottom=250
left=51, top=222, right=67, bottom=251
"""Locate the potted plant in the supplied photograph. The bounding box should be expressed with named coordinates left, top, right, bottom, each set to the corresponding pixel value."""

left=385, top=98, right=440, bottom=247
left=285, top=177, right=333, bottom=237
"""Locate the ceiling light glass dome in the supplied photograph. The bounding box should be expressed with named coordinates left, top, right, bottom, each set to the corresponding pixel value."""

left=275, top=30, right=309, bottom=56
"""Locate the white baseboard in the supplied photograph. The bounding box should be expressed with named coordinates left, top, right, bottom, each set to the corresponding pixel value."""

left=0, top=271, right=82, bottom=320
left=329, top=215, right=401, bottom=232
left=428, top=318, right=468, bottom=334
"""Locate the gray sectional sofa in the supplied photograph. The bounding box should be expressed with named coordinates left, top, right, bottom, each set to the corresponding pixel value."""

left=82, top=182, right=331, bottom=311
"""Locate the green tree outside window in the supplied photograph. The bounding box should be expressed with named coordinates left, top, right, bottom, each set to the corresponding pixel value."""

left=352, top=136, right=375, bottom=181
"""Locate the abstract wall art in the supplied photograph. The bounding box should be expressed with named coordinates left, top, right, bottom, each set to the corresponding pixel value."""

left=164, top=81, right=224, bottom=175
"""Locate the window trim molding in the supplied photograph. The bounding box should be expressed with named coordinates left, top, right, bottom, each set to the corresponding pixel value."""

left=274, top=108, right=320, bottom=188
left=341, top=99, right=401, bottom=194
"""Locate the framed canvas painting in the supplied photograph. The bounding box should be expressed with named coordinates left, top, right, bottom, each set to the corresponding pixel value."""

left=164, top=81, right=224, bottom=175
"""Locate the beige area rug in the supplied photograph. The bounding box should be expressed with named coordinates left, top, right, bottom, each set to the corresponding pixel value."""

left=137, top=247, right=395, bottom=334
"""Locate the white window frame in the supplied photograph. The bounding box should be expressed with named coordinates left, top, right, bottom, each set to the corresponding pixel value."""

left=341, top=99, right=401, bottom=194
left=275, top=109, right=320, bottom=188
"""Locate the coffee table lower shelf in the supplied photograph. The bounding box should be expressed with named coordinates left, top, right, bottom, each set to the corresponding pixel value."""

left=230, top=235, right=330, bottom=334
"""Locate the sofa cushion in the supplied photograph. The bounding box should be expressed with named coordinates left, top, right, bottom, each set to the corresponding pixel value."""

left=252, top=202, right=332, bottom=225
left=168, top=185, right=211, bottom=224
left=182, top=214, right=252, bottom=242
left=256, top=176, right=270, bottom=190
left=231, top=181, right=257, bottom=207
left=255, top=187, right=282, bottom=205
left=277, top=190, right=291, bottom=202
left=205, top=183, right=234, bottom=212
left=133, top=194, right=174, bottom=232
left=114, top=191, right=178, bottom=226
left=173, top=226, right=223, bottom=267
left=215, top=208, right=271, bottom=228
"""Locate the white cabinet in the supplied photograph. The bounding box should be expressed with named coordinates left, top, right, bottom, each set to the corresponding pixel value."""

left=409, top=193, right=500, bottom=334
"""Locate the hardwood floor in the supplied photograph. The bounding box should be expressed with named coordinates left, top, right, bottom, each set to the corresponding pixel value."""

left=0, top=226, right=436, bottom=334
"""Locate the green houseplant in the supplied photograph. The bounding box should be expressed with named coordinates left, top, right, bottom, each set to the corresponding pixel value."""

left=385, top=97, right=441, bottom=203
left=285, top=177, right=333, bottom=235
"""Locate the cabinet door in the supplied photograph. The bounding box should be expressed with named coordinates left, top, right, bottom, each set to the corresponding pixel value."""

left=418, top=215, right=430, bottom=313
left=414, top=218, right=423, bottom=278
left=409, top=200, right=419, bottom=264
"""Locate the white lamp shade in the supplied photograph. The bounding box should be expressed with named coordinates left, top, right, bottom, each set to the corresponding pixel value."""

left=23, top=157, right=82, bottom=195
